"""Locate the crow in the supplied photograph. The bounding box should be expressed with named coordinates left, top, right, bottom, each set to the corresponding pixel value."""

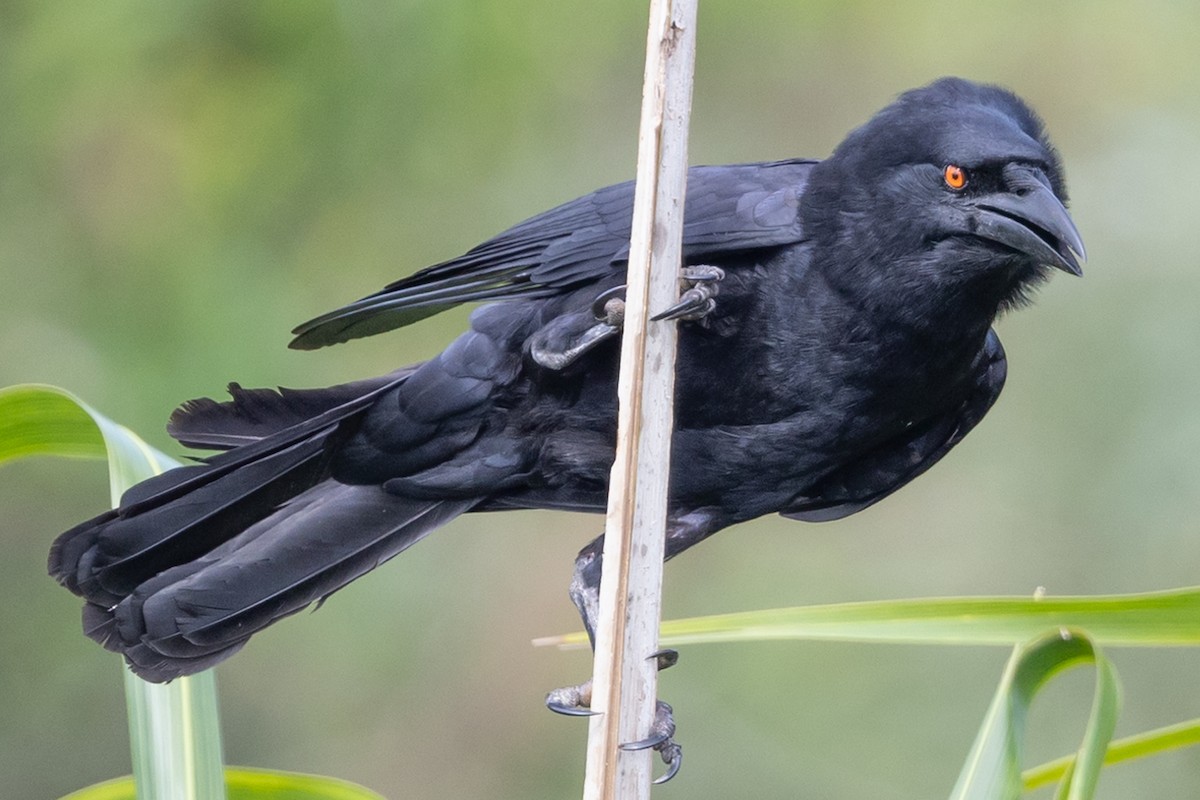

left=50, top=77, right=1084, bottom=780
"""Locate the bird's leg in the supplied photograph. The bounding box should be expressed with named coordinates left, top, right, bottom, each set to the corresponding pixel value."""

left=591, top=266, right=726, bottom=325
left=545, top=513, right=718, bottom=783
left=529, top=266, right=723, bottom=372
left=544, top=534, right=683, bottom=783
left=528, top=288, right=626, bottom=371
left=544, top=535, right=603, bottom=717
left=652, top=265, right=725, bottom=322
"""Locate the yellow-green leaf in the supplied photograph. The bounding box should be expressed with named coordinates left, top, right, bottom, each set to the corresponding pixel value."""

left=1023, top=717, right=1200, bottom=792
left=0, top=383, right=178, bottom=502
left=58, top=768, right=387, bottom=800
left=535, top=587, right=1200, bottom=650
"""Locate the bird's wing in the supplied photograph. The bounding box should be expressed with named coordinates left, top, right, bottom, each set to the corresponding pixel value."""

left=289, top=159, right=815, bottom=350
left=781, top=330, right=1008, bottom=522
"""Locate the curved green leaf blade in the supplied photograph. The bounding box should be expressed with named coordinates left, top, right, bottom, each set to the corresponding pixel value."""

left=0, top=383, right=179, bottom=503
left=0, top=384, right=226, bottom=799
left=949, top=630, right=1120, bottom=800
left=535, top=588, right=1200, bottom=649
left=0, top=384, right=106, bottom=461
left=3, top=386, right=386, bottom=800
left=58, top=768, right=386, bottom=800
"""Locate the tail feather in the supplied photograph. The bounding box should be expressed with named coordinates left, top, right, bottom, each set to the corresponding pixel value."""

left=93, top=485, right=473, bottom=681
left=115, top=423, right=329, bottom=516
left=50, top=374, right=413, bottom=599
left=167, top=372, right=410, bottom=450
left=121, top=374, right=404, bottom=516
left=52, top=434, right=334, bottom=605
left=168, top=492, right=470, bottom=647
left=47, top=371, right=464, bottom=682
left=83, top=600, right=250, bottom=678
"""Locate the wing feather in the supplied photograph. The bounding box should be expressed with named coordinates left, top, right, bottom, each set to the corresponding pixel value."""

left=290, top=159, right=815, bottom=349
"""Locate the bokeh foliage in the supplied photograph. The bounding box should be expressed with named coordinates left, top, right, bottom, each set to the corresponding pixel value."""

left=3, top=1, right=1200, bottom=797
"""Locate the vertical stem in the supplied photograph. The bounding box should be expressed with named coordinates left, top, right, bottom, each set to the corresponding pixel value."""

left=582, top=0, right=698, bottom=798
left=124, top=670, right=226, bottom=800
left=104, top=436, right=227, bottom=800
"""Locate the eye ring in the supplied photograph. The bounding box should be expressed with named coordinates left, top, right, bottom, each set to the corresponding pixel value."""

left=943, top=164, right=968, bottom=190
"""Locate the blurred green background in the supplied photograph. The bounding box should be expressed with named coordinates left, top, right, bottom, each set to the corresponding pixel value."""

left=2, top=1, right=1199, bottom=797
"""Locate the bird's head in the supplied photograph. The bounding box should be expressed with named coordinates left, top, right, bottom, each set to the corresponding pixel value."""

left=802, top=77, right=1085, bottom=325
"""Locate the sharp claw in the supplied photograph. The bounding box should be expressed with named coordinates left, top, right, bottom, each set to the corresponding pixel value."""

left=546, top=701, right=600, bottom=717
left=591, top=286, right=627, bottom=323
left=651, top=293, right=714, bottom=322
left=680, top=265, right=725, bottom=283
left=647, top=648, right=679, bottom=671
left=549, top=657, right=684, bottom=779
left=653, top=264, right=725, bottom=322
left=652, top=745, right=683, bottom=785
left=620, top=729, right=671, bottom=752
left=545, top=680, right=595, bottom=717
left=619, top=696, right=678, bottom=785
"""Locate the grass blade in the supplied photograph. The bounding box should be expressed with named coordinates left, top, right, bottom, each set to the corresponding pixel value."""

left=1023, top=718, right=1200, bottom=791
left=0, top=384, right=225, bottom=800
left=535, top=588, right=1200, bottom=649
left=59, top=767, right=387, bottom=800
left=0, top=384, right=177, bottom=505
left=949, top=630, right=1120, bottom=800
left=124, top=669, right=226, bottom=800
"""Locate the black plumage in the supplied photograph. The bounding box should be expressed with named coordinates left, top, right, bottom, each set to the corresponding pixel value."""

left=51, top=78, right=1084, bottom=692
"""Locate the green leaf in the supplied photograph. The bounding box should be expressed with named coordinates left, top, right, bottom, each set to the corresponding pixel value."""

left=58, top=768, right=387, bottom=800
left=3, top=385, right=385, bottom=800
left=949, top=630, right=1120, bottom=800
left=224, top=769, right=388, bottom=800
left=0, top=383, right=179, bottom=504
left=1023, top=717, right=1200, bottom=791
left=0, top=384, right=228, bottom=799
left=534, top=587, right=1200, bottom=649
left=123, top=668, right=227, bottom=800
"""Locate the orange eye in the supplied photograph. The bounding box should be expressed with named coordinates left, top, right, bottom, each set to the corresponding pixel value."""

left=943, top=164, right=967, bottom=190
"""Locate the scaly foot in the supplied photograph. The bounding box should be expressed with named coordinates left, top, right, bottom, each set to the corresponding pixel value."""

left=546, top=649, right=683, bottom=784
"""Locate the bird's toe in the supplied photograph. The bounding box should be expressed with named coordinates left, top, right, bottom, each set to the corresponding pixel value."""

left=620, top=700, right=683, bottom=784
left=545, top=679, right=598, bottom=716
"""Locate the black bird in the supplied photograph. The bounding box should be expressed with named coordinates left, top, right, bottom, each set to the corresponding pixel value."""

left=50, top=77, right=1083, bottom=779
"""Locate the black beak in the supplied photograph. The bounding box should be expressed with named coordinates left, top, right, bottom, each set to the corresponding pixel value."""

left=971, top=167, right=1086, bottom=277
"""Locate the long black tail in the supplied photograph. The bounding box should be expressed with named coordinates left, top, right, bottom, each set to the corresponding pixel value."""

left=49, top=372, right=474, bottom=682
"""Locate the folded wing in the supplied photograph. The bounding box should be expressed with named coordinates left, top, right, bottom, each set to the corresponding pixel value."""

left=289, top=159, right=814, bottom=349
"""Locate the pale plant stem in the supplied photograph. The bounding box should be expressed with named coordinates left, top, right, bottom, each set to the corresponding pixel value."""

left=581, top=0, right=698, bottom=798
